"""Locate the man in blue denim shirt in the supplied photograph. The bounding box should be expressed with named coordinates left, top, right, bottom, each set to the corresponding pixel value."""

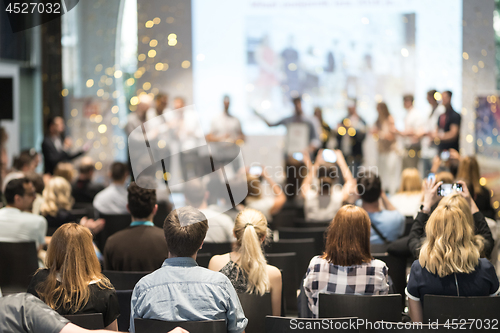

left=130, top=206, right=248, bottom=333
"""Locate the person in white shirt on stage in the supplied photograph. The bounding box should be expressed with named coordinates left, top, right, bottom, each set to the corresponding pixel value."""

left=146, top=92, right=170, bottom=121
left=400, top=94, right=425, bottom=169
left=207, top=95, right=245, bottom=144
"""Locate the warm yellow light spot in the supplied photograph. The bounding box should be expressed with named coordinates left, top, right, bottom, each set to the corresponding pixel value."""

left=493, top=201, right=499, bottom=210
left=95, top=115, right=103, bottom=123
left=71, top=109, right=78, bottom=117
left=408, top=149, right=416, bottom=158
left=472, top=65, right=479, bottom=73
left=100, top=136, right=108, bottom=145
left=87, top=132, right=94, bottom=140
left=348, top=127, right=356, bottom=136
left=149, top=39, right=158, bottom=47
left=129, top=105, right=137, bottom=112
left=466, top=134, right=473, bottom=143
left=99, top=152, right=106, bottom=161
left=477, top=138, right=483, bottom=147
left=148, top=50, right=157, bottom=58
left=480, top=177, right=487, bottom=186
left=86, top=79, right=94, bottom=88
left=142, top=82, right=151, bottom=91
left=145, top=20, right=154, bottom=28
left=95, top=162, right=103, bottom=171
left=97, top=89, right=104, bottom=97
left=75, top=139, right=83, bottom=147
left=155, top=63, right=164, bottom=71
left=125, top=78, right=134, bottom=87
left=158, top=140, right=166, bottom=148
left=166, top=16, right=174, bottom=24
left=434, top=92, right=442, bottom=101
left=288, top=63, right=297, bottom=71
left=163, top=172, right=170, bottom=181
left=162, top=63, right=169, bottom=71
left=105, top=78, right=113, bottom=86
left=95, top=64, right=103, bottom=72
left=98, top=124, right=107, bottom=134
left=343, top=118, right=351, bottom=127
left=105, top=67, right=114, bottom=76
left=61, top=89, right=69, bottom=97
left=130, top=96, right=139, bottom=106
left=112, top=91, right=120, bottom=99
left=168, top=39, right=177, bottom=46
left=114, top=70, right=123, bottom=78
left=168, top=33, right=177, bottom=40
left=434, top=138, right=441, bottom=145
left=89, top=114, right=96, bottom=122
left=235, top=139, right=244, bottom=146
left=482, top=49, right=487, bottom=56
left=93, top=141, right=101, bottom=149
left=181, top=60, right=191, bottom=69
left=153, top=17, right=161, bottom=24
left=111, top=117, right=119, bottom=126
left=141, top=36, right=150, bottom=44
left=478, top=61, right=485, bottom=68
left=462, top=52, right=469, bottom=60
left=338, top=127, right=347, bottom=136
left=111, top=106, right=119, bottom=114
left=486, top=137, right=493, bottom=145
left=138, top=54, right=146, bottom=62
left=493, top=128, right=498, bottom=136
left=491, top=96, right=497, bottom=103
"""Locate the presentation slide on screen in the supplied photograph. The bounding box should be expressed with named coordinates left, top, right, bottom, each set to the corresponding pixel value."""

left=192, top=0, right=463, bottom=134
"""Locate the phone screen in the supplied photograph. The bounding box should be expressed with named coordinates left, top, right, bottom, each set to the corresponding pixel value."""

left=441, top=151, right=450, bottom=161
left=249, top=165, right=263, bottom=176
left=292, top=152, right=304, bottom=161
left=427, top=173, right=435, bottom=183
left=437, top=183, right=463, bottom=196
left=322, top=149, right=337, bottom=163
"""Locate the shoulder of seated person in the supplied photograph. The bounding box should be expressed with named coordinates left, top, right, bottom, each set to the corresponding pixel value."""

left=267, top=264, right=281, bottom=277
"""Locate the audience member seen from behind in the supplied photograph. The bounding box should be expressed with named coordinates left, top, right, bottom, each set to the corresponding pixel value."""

left=0, top=178, right=47, bottom=250
left=456, top=156, right=496, bottom=220
left=283, top=155, right=308, bottom=209
left=27, top=223, right=120, bottom=331
left=40, top=176, right=75, bottom=233
left=209, top=208, right=282, bottom=315
left=357, top=173, right=405, bottom=244
left=103, top=182, right=168, bottom=271
left=72, top=157, right=104, bottom=205
left=245, top=167, right=286, bottom=222
left=301, top=149, right=356, bottom=222
left=303, top=205, right=389, bottom=318
left=389, top=168, right=423, bottom=217
left=407, top=179, right=494, bottom=260
left=53, top=162, right=76, bottom=184
left=406, top=192, right=500, bottom=323
left=25, top=172, right=45, bottom=215
left=130, top=206, right=248, bottom=333
left=184, top=179, right=234, bottom=243
left=93, top=162, right=129, bottom=215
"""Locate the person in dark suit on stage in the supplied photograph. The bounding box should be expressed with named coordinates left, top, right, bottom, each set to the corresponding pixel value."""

left=41, top=117, right=87, bottom=175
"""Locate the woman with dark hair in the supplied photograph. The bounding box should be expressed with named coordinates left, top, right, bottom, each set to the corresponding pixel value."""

left=303, top=205, right=389, bottom=317
left=27, top=223, right=119, bottom=330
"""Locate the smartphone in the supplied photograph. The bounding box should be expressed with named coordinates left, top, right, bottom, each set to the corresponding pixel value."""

left=427, top=173, right=435, bottom=183
left=437, top=183, right=463, bottom=196
left=322, top=149, right=337, bottom=164
left=292, top=152, right=304, bottom=161
left=249, top=165, right=263, bottom=177
left=440, top=150, right=450, bottom=162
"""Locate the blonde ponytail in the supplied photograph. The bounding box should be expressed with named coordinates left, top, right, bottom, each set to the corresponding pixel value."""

left=234, top=209, right=270, bottom=295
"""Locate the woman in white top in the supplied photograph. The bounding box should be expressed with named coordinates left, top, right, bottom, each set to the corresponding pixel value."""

left=389, top=168, right=423, bottom=217
left=301, top=149, right=356, bottom=222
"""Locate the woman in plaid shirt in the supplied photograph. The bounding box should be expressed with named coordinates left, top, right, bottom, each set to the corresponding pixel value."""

left=303, top=205, right=390, bottom=317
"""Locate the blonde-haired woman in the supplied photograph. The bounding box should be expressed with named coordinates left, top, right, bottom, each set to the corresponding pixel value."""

left=406, top=191, right=500, bottom=323
left=389, top=168, right=422, bottom=217
left=208, top=208, right=282, bottom=315
left=27, top=223, right=120, bottom=330
left=40, top=176, right=75, bottom=233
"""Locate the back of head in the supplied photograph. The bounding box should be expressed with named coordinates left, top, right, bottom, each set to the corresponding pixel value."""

left=403, top=94, right=414, bottom=103
left=435, top=171, right=454, bottom=185
left=427, top=89, right=437, bottom=101
left=110, top=162, right=128, bottom=182
left=25, top=172, right=44, bottom=194
left=419, top=193, right=483, bottom=277
left=357, top=173, right=382, bottom=203
left=234, top=209, right=270, bottom=295
left=456, top=156, right=481, bottom=195
left=183, top=180, right=206, bottom=208
left=324, top=205, right=372, bottom=266
left=127, top=182, right=156, bottom=219
left=163, top=206, right=208, bottom=257
left=40, top=223, right=110, bottom=312
left=13, top=151, right=33, bottom=171
left=40, top=176, right=74, bottom=216
left=246, top=174, right=262, bottom=199
left=54, top=162, right=75, bottom=183
left=78, top=157, right=95, bottom=177
left=318, top=176, right=334, bottom=195
left=399, top=168, right=422, bottom=193
left=5, top=178, right=29, bottom=205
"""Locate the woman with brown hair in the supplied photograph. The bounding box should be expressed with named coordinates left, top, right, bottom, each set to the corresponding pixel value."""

left=27, top=223, right=119, bottom=330
left=303, top=205, right=389, bottom=317
left=208, top=208, right=282, bottom=316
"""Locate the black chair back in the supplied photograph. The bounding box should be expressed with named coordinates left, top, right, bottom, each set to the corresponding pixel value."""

left=423, top=295, right=500, bottom=327
left=63, top=313, right=104, bottom=330
left=238, top=292, right=272, bottom=333
left=103, top=271, right=149, bottom=290
left=278, top=227, right=326, bottom=255
left=198, top=242, right=232, bottom=256
left=271, top=209, right=302, bottom=229
left=69, top=208, right=91, bottom=223
left=134, top=318, right=226, bottom=333
left=265, top=252, right=298, bottom=313
left=0, top=241, right=38, bottom=294
left=402, top=216, right=414, bottom=237
left=116, top=290, right=133, bottom=332
left=264, top=238, right=316, bottom=285
left=95, top=213, right=131, bottom=251
left=196, top=252, right=212, bottom=268
left=318, top=294, right=402, bottom=324
left=294, top=220, right=331, bottom=229
left=372, top=253, right=406, bottom=308
left=265, top=316, right=359, bottom=333
left=153, top=201, right=171, bottom=228
left=370, top=243, right=388, bottom=253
